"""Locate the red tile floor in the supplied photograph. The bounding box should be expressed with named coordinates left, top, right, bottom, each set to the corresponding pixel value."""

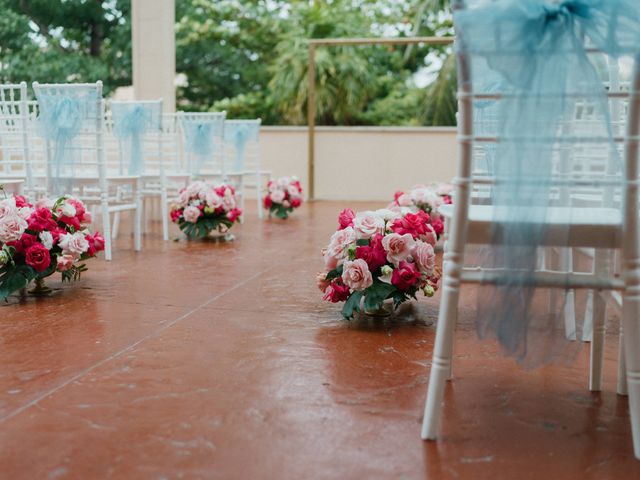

left=1, top=201, right=639, bottom=479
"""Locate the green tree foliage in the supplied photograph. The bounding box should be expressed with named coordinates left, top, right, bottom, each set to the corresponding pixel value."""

left=0, top=0, right=131, bottom=96
left=0, top=0, right=456, bottom=126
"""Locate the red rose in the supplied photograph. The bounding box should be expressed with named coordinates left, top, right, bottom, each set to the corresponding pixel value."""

left=291, top=197, right=302, bottom=208
left=59, top=214, right=81, bottom=230
left=391, top=261, right=421, bottom=290
left=28, top=207, right=58, bottom=232
left=25, top=243, right=51, bottom=272
left=14, top=195, right=31, bottom=208
left=322, top=279, right=351, bottom=303
left=263, top=195, right=273, bottom=209
left=170, top=208, right=183, bottom=222
left=337, top=208, right=355, bottom=230
left=6, top=233, right=38, bottom=255
left=431, top=217, right=444, bottom=237
left=227, top=208, right=242, bottom=223
left=49, top=227, right=67, bottom=244
left=85, top=232, right=105, bottom=256
left=391, top=211, right=431, bottom=239
left=355, top=234, right=387, bottom=271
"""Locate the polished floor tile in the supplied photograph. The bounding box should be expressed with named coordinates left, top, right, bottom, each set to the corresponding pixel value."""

left=0, top=201, right=638, bottom=479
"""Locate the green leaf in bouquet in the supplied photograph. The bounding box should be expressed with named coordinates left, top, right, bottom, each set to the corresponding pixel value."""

left=355, top=239, right=370, bottom=247
left=0, top=265, right=37, bottom=300
left=363, top=281, right=396, bottom=312
left=392, top=290, right=410, bottom=308
left=341, top=290, right=363, bottom=319
left=325, top=265, right=343, bottom=281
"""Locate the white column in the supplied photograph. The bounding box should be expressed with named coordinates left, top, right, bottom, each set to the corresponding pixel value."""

left=132, top=0, right=176, bottom=112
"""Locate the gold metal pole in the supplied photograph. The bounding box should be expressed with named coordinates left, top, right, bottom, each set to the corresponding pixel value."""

left=307, top=42, right=316, bottom=200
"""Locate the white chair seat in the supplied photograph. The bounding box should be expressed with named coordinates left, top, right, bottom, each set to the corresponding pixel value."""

left=439, top=204, right=622, bottom=248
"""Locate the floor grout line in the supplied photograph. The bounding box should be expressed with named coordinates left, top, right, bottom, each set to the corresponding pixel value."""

left=0, top=268, right=271, bottom=424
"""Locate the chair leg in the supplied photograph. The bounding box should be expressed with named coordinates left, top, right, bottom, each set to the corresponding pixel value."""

left=561, top=248, right=577, bottom=340
left=257, top=173, right=264, bottom=220
left=582, top=291, right=594, bottom=342
left=134, top=182, right=142, bottom=251
left=622, top=282, right=640, bottom=459
left=618, top=325, right=628, bottom=396
left=589, top=290, right=607, bottom=391
left=160, top=189, right=169, bottom=241
left=101, top=197, right=112, bottom=261
left=421, top=248, right=462, bottom=440
left=111, top=187, right=122, bottom=240
left=589, top=250, right=610, bottom=391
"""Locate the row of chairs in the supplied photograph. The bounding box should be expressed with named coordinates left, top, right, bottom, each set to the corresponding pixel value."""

left=0, top=81, right=270, bottom=260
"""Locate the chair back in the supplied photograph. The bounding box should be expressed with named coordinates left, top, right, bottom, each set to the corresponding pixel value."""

left=177, top=111, right=226, bottom=176
left=0, top=82, right=33, bottom=195
left=109, top=99, right=163, bottom=176
left=32, top=81, right=105, bottom=196
left=223, top=119, right=261, bottom=173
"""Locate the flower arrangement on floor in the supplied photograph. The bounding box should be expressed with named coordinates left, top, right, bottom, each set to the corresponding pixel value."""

left=318, top=208, right=441, bottom=319
left=0, top=194, right=105, bottom=299
left=170, top=181, right=242, bottom=240
left=388, top=183, right=453, bottom=240
left=263, top=176, right=303, bottom=219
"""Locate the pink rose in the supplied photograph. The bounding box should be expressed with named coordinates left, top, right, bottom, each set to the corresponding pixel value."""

left=59, top=232, right=90, bottom=258
left=341, top=258, right=373, bottom=291
left=177, top=189, right=190, bottom=207
left=270, top=189, right=285, bottom=204
left=353, top=211, right=385, bottom=239
left=0, top=214, right=28, bottom=243
left=316, top=272, right=331, bottom=292
left=325, top=226, right=356, bottom=264
left=183, top=205, right=202, bottom=223
left=397, top=193, right=413, bottom=207
left=381, top=233, right=415, bottom=266
left=337, top=208, right=355, bottom=230
left=412, top=241, right=436, bottom=274
left=205, top=190, right=223, bottom=209
left=56, top=254, right=75, bottom=272
left=421, top=224, right=438, bottom=247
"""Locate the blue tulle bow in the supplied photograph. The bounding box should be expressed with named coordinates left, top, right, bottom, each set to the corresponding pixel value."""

left=225, top=122, right=260, bottom=171
left=112, top=104, right=152, bottom=175
left=36, top=93, right=95, bottom=194
left=454, top=0, right=640, bottom=360
left=183, top=121, right=215, bottom=174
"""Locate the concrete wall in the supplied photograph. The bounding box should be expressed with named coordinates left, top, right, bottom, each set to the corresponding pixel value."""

left=260, top=126, right=457, bottom=201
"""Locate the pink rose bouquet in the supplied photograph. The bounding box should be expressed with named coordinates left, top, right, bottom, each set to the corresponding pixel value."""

left=389, top=183, right=453, bottom=240
left=170, top=181, right=242, bottom=239
left=318, top=208, right=441, bottom=319
left=0, top=194, right=104, bottom=300
left=263, top=176, right=303, bottom=219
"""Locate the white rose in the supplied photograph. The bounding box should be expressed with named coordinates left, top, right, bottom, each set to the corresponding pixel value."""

left=0, top=198, right=18, bottom=219
left=59, top=232, right=89, bottom=257
left=60, top=202, right=76, bottom=218
left=39, top=231, right=54, bottom=250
